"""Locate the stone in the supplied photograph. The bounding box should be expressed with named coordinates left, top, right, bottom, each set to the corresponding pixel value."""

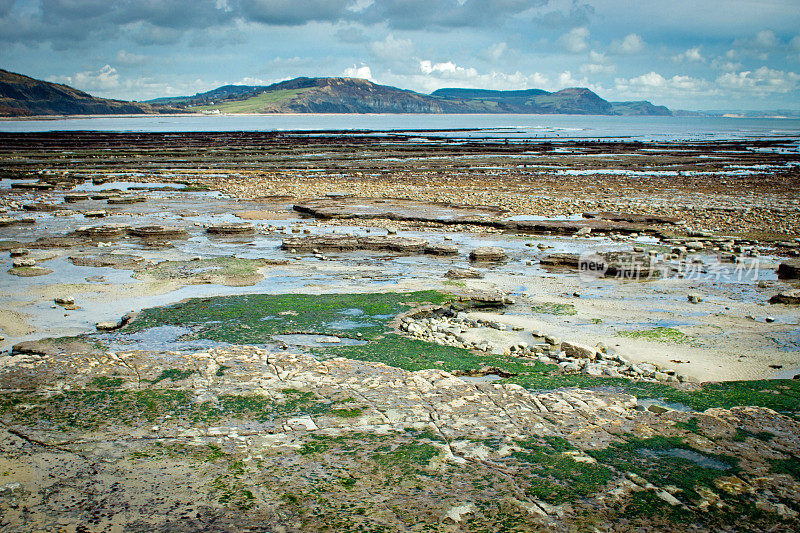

left=544, top=335, right=560, bottom=346
left=9, top=248, right=29, bottom=257
left=129, top=225, right=189, bottom=239
left=777, top=259, right=800, bottom=279
left=283, top=234, right=428, bottom=254
left=54, top=296, right=75, bottom=305
left=424, top=243, right=458, bottom=255
left=561, top=341, right=597, bottom=360
left=76, top=223, right=130, bottom=239
left=207, top=222, right=256, bottom=235
left=445, top=268, right=483, bottom=279
left=656, top=490, right=681, bottom=506
left=469, top=247, right=508, bottom=262
left=107, top=195, right=147, bottom=205
left=95, top=312, right=134, bottom=331
left=12, top=258, right=35, bottom=268
left=688, top=293, right=703, bottom=304
left=83, top=210, right=108, bottom=218
left=769, top=290, right=800, bottom=305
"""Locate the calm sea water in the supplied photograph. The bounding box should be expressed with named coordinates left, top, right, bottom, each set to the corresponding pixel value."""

left=1, top=113, right=799, bottom=142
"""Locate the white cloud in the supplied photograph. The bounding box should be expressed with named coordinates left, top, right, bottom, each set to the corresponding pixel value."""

left=790, top=35, right=800, bottom=51
left=711, top=58, right=742, bottom=71
left=755, top=29, right=778, bottom=48
left=402, top=59, right=551, bottom=93
left=581, top=50, right=615, bottom=74
left=115, top=50, right=147, bottom=66
left=369, top=34, right=414, bottom=62
left=610, top=33, right=645, bottom=55
left=716, top=66, right=800, bottom=93
left=558, top=70, right=589, bottom=87
left=581, top=63, right=615, bottom=74
left=672, top=46, right=704, bottom=63
left=49, top=64, right=120, bottom=92
left=343, top=64, right=374, bottom=80
left=558, top=27, right=589, bottom=54
left=613, top=71, right=710, bottom=98
left=486, top=42, right=507, bottom=62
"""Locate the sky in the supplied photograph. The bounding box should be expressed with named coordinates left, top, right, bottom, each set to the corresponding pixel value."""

left=1, top=0, right=799, bottom=110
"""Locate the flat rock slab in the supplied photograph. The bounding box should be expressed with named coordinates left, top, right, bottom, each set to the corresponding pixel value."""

left=770, top=290, right=800, bottom=305
left=293, top=197, right=507, bottom=225
left=777, top=259, right=800, bottom=279
left=445, top=267, right=483, bottom=279
left=283, top=234, right=429, bottom=254
left=107, top=196, right=147, bottom=205
left=129, top=225, right=189, bottom=239
left=75, top=224, right=130, bottom=239
left=512, top=219, right=655, bottom=236
left=469, top=246, right=508, bottom=262
left=206, top=222, right=256, bottom=235
left=22, top=203, right=62, bottom=212
left=7, top=266, right=53, bottom=277
left=540, top=252, right=666, bottom=279
left=0, top=217, right=35, bottom=227
left=69, top=253, right=145, bottom=269
left=583, top=211, right=680, bottom=225
left=31, top=236, right=86, bottom=249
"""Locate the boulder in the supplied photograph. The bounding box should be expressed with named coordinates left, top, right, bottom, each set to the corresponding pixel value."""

left=777, top=259, right=800, bottom=279
left=769, top=290, right=800, bottom=305
left=561, top=341, right=597, bottom=360
left=424, top=243, right=458, bottom=255
left=445, top=268, right=483, bottom=279
left=469, top=247, right=507, bottom=262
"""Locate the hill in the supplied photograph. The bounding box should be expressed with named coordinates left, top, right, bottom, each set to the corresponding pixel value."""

left=0, top=68, right=179, bottom=116
left=153, top=77, right=671, bottom=116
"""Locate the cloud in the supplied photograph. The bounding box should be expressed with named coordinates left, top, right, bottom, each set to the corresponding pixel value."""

left=580, top=50, right=615, bottom=74
left=343, top=64, right=374, bottom=80
left=49, top=64, right=120, bottom=92
left=486, top=42, right=508, bottom=62
left=369, top=34, right=414, bottom=62
left=335, top=24, right=369, bottom=43
left=558, top=27, right=589, bottom=54
left=359, top=0, right=550, bottom=30
left=716, top=66, right=800, bottom=93
left=115, top=49, right=148, bottom=66
left=613, top=71, right=710, bottom=98
left=610, top=33, right=645, bottom=55
left=532, top=1, right=594, bottom=28
left=711, top=58, right=742, bottom=71
left=405, top=59, right=551, bottom=93
left=240, top=0, right=351, bottom=26
left=0, top=0, right=15, bottom=17
left=792, top=35, right=800, bottom=51
left=672, top=47, right=704, bottom=63
left=755, top=29, right=778, bottom=48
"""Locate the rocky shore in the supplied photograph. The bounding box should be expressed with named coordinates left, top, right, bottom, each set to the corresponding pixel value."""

left=0, top=131, right=798, bottom=531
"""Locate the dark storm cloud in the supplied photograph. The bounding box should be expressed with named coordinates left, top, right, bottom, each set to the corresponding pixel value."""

left=0, top=0, right=16, bottom=17
left=0, top=0, right=557, bottom=46
left=359, top=0, right=549, bottom=30
left=239, top=0, right=352, bottom=26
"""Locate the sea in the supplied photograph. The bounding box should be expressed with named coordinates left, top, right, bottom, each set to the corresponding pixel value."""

left=1, top=114, right=800, bottom=143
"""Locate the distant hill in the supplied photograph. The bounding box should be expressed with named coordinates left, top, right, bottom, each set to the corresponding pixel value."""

left=609, top=101, right=672, bottom=116
left=0, top=68, right=179, bottom=116
left=151, top=77, right=671, bottom=116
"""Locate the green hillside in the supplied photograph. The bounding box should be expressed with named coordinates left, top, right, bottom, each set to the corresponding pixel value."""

left=193, top=88, right=313, bottom=113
